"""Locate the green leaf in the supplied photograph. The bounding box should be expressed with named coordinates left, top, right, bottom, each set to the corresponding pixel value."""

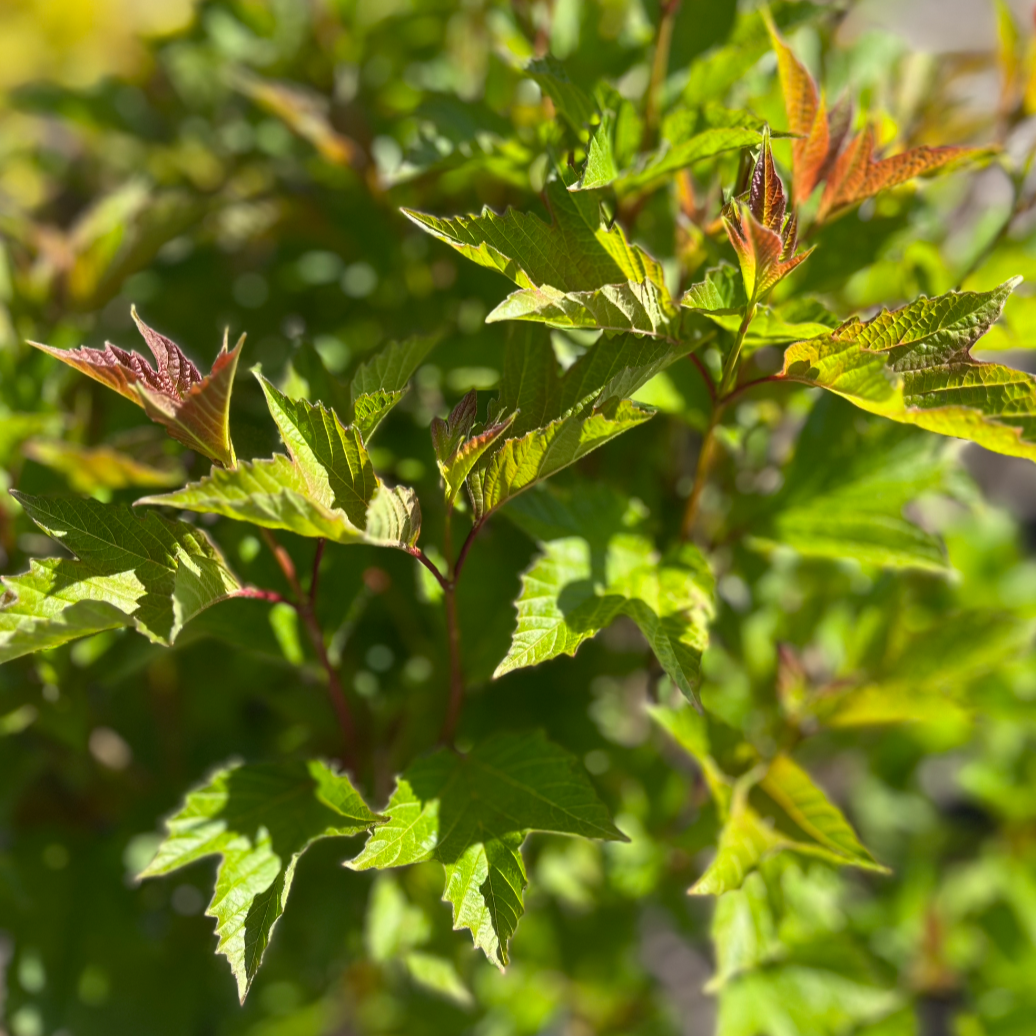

left=469, top=397, right=654, bottom=520
left=747, top=396, right=950, bottom=571
left=462, top=327, right=704, bottom=519
left=647, top=704, right=730, bottom=806
left=498, top=485, right=714, bottom=706
left=488, top=280, right=682, bottom=340
left=759, top=754, right=886, bottom=872
left=364, top=875, right=431, bottom=962
left=691, top=793, right=785, bottom=896
left=782, top=279, right=1036, bottom=462
left=0, top=494, right=239, bottom=662
left=709, top=872, right=783, bottom=991
left=403, top=171, right=680, bottom=338
left=258, top=373, right=378, bottom=527
left=142, top=375, right=422, bottom=551
left=22, top=439, right=186, bottom=495
left=717, top=966, right=902, bottom=1036
left=403, top=952, right=474, bottom=1009
left=682, top=2, right=822, bottom=106
left=364, top=485, right=422, bottom=548
left=140, top=760, right=381, bottom=1002
left=525, top=57, right=597, bottom=135
left=137, top=455, right=366, bottom=544
left=348, top=731, right=626, bottom=967
left=349, top=336, right=437, bottom=440
left=573, top=106, right=765, bottom=196
left=810, top=611, right=1031, bottom=728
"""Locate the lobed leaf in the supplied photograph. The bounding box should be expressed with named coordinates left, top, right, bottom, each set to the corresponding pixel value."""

left=498, top=484, right=714, bottom=706
left=1, top=494, right=239, bottom=661
left=746, top=395, right=950, bottom=571
left=138, top=455, right=366, bottom=544
left=32, top=308, right=242, bottom=467
left=140, top=760, right=381, bottom=1001
left=349, top=336, right=437, bottom=440
left=572, top=105, right=765, bottom=196
left=348, top=731, right=626, bottom=967
left=142, top=375, right=422, bottom=551
left=403, top=170, right=681, bottom=339
left=781, top=279, right=1036, bottom=461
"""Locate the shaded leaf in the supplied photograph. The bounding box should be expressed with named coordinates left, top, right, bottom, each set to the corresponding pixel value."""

left=525, top=57, right=597, bottom=135
left=22, top=439, right=186, bottom=495
left=747, top=395, right=950, bottom=570
left=348, top=731, right=626, bottom=967
left=498, top=485, right=714, bottom=706
left=140, top=760, right=380, bottom=1001
left=1, top=494, right=239, bottom=661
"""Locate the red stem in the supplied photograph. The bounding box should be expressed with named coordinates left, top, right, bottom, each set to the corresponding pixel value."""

left=689, top=352, right=717, bottom=404
left=453, top=518, right=484, bottom=583
left=260, top=529, right=358, bottom=767
left=309, top=538, right=325, bottom=606
left=408, top=546, right=450, bottom=590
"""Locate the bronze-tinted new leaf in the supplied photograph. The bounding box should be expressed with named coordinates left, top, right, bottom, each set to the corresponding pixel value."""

left=31, top=308, right=242, bottom=467
left=767, top=15, right=985, bottom=220
left=817, top=126, right=976, bottom=222
left=724, top=137, right=812, bottom=302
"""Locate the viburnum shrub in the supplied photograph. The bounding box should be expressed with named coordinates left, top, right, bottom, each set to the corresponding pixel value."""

left=5, top=2, right=1036, bottom=1032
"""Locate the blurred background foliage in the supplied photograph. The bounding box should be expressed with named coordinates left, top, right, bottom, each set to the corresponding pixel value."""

left=2, top=1, right=1036, bottom=1035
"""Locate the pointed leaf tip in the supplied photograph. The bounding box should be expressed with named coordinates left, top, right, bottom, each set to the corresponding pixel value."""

left=31, top=310, right=241, bottom=468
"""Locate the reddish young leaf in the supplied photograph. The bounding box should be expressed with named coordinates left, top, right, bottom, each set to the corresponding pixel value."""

left=768, top=16, right=987, bottom=221
left=818, top=126, right=977, bottom=222
left=725, top=137, right=813, bottom=302
left=31, top=308, right=242, bottom=468
left=765, top=11, right=830, bottom=205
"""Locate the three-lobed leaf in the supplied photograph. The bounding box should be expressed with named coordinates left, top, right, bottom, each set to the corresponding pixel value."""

left=31, top=308, right=242, bottom=467
left=497, top=485, right=714, bottom=707
left=782, top=280, right=1036, bottom=461
left=140, top=760, right=381, bottom=1001
left=141, top=373, right=421, bottom=550
left=348, top=731, right=626, bottom=967
left=1, top=494, right=239, bottom=661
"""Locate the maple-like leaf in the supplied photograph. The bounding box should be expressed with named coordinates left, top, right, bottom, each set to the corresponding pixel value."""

left=348, top=731, right=626, bottom=967
left=723, top=136, right=813, bottom=303
left=140, top=374, right=421, bottom=550
left=781, top=279, right=1036, bottom=461
left=403, top=168, right=686, bottom=340
left=496, top=484, right=714, bottom=707
left=31, top=307, right=242, bottom=467
left=0, top=494, right=239, bottom=661
left=766, top=13, right=986, bottom=221
left=140, top=760, right=381, bottom=1001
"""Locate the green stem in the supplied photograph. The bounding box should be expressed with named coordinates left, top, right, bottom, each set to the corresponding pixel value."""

left=681, top=304, right=757, bottom=540
left=719, top=303, right=756, bottom=397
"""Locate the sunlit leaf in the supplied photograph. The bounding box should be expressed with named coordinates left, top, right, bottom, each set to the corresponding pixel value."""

left=140, top=760, right=381, bottom=1001
left=1, top=494, right=239, bottom=661
left=349, top=731, right=626, bottom=966
left=782, top=280, right=1036, bottom=460
left=31, top=308, right=242, bottom=467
